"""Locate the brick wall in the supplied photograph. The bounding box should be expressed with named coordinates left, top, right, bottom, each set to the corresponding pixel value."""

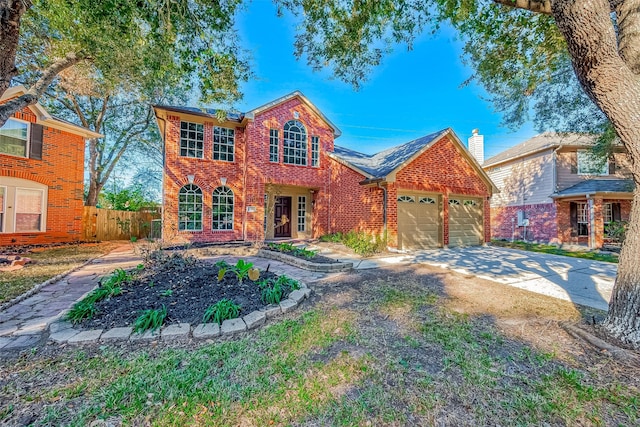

left=162, top=96, right=335, bottom=243
left=491, top=203, right=558, bottom=242
left=556, top=198, right=631, bottom=246
left=0, top=108, right=85, bottom=246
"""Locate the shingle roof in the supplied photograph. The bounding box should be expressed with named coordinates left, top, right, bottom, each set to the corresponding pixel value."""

left=332, top=129, right=448, bottom=178
left=553, top=179, right=634, bottom=198
left=483, top=132, right=598, bottom=167
left=153, top=105, right=244, bottom=121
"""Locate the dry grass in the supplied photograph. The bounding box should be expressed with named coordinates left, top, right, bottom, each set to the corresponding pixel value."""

left=0, top=243, right=118, bottom=304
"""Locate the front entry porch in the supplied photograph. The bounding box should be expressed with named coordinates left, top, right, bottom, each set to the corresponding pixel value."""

left=264, top=184, right=316, bottom=240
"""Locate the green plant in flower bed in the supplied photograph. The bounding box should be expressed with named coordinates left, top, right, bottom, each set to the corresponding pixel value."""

left=320, top=231, right=385, bottom=256
left=259, top=274, right=301, bottom=304
left=203, top=298, right=241, bottom=324
left=231, top=259, right=253, bottom=284
left=133, top=305, right=167, bottom=333
left=102, top=268, right=134, bottom=287
left=262, top=282, right=283, bottom=304
left=66, top=301, right=98, bottom=324
left=66, top=272, right=125, bottom=323
left=275, top=274, right=301, bottom=291
left=214, top=260, right=231, bottom=269
left=268, top=242, right=317, bottom=259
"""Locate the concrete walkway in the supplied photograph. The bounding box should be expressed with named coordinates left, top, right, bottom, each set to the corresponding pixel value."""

left=311, top=243, right=617, bottom=311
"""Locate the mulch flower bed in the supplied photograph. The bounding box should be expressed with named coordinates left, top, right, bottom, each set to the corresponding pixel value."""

left=77, top=252, right=299, bottom=330
left=264, top=244, right=338, bottom=264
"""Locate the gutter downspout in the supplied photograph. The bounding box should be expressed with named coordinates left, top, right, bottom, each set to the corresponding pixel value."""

left=154, top=111, right=167, bottom=241
left=377, top=181, right=387, bottom=241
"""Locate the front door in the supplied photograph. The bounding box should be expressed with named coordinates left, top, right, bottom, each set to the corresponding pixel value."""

left=274, top=196, right=292, bottom=238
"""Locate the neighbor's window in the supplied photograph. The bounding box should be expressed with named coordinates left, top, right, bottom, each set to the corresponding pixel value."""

left=178, top=184, right=203, bottom=231
left=577, top=150, right=608, bottom=175
left=577, top=202, right=589, bottom=236
left=15, top=188, right=44, bottom=232
left=0, top=118, right=29, bottom=157
left=212, top=186, right=234, bottom=230
left=283, top=120, right=307, bottom=165
left=311, top=136, right=319, bottom=167
left=213, top=126, right=234, bottom=162
left=603, top=203, right=613, bottom=224
left=297, top=196, right=306, bottom=232
left=269, top=129, right=279, bottom=162
left=180, top=121, right=204, bottom=158
left=0, top=187, right=5, bottom=232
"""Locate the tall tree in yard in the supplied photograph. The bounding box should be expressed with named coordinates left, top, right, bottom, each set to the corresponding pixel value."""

left=274, top=0, right=640, bottom=347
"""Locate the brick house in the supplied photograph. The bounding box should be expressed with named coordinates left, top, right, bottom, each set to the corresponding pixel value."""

left=153, top=92, right=495, bottom=250
left=0, top=86, right=101, bottom=246
left=483, top=132, right=633, bottom=248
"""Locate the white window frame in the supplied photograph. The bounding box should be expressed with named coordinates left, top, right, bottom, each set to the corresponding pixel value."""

left=283, top=120, right=307, bottom=166
left=297, top=196, right=306, bottom=232
left=179, top=121, right=204, bottom=159
left=603, top=203, right=613, bottom=224
left=463, top=199, right=478, bottom=206
left=213, top=126, right=235, bottom=162
left=0, top=186, right=5, bottom=233
left=212, top=186, right=234, bottom=231
left=0, top=117, right=30, bottom=158
left=419, top=196, right=436, bottom=204
left=269, top=129, right=279, bottom=163
left=577, top=202, right=589, bottom=236
left=14, top=187, right=45, bottom=232
left=398, top=195, right=415, bottom=203
left=448, top=199, right=461, bottom=206
left=311, top=136, right=319, bottom=167
left=178, top=184, right=203, bottom=231
left=577, top=150, right=608, bottom=176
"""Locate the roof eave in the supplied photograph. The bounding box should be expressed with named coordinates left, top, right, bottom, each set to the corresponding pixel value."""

left=551, top=191, right=634, bottom=199
left=326, top=152, right=375, bottom=179
left=152, top=105, right=244, bottom=123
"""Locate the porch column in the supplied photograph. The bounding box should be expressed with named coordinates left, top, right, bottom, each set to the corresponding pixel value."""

left=593, top=197, right=604, bottom=248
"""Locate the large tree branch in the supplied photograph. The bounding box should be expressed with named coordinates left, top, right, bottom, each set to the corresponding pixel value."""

left=615, top=0, right=640, bottom=74
left=0, top=52, right=87, bottom=126
left=492, top=0, right=623, bottom=15
left=0, top=0, right=32, bottom=95
left=95, top=95, right=110, bottom=131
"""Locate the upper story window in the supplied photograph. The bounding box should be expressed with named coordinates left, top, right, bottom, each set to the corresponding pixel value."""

left=180, top=121, right=204, bottom=158
left=311, top=136, right=319, bottom=167
left=213, top=126, right=234, bottom=162
left=0, top=118, right=29, bottom=158
left=269, top=129, right=279, bottom=162
left=283, top=120, right=307, bottom=166
left=577, top=150, right=608, bottom=175
left=178, top=184, right=203, bottom=231
left=212, top=186, right=234, bottom=230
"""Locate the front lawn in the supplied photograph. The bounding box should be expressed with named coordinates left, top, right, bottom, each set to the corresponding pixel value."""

left=1, top=265, right=637, bottom=426
left=491, top=240, right=620, bottom=263
left=0, top=243, right=118, bottom=304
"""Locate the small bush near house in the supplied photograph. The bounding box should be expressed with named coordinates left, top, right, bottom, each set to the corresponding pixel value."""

left=321, top=230, right=386, bottom=257
left=605, top=220, right=628, bottom=243
left=203, top=299, right=241, bottom=324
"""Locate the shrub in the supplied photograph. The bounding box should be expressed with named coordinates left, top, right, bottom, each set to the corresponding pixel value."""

left=133, top=305, right=167, bottom=333
left=203, top=299, right=241, bottom=324
left=321, top=230, right=385, bottom=256
left=66, top=301, right=98, bottom=324
left=605, top=220, right=628, bottom=243
left=231, top=259, right=253, bottom=284
left=261, top=283, right=283, bottom=305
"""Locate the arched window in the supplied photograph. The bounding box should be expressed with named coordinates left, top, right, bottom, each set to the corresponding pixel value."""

left=283, top=120, right=307, bottom=165
left=212, top=186, right=234, bottom=230
left=178, top=184, right=202, bottom=231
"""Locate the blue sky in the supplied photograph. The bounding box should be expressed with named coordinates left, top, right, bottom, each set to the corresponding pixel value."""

left=229, top=1, right=538, bottom=160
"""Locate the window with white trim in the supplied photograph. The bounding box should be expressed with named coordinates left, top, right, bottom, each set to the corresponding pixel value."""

left=311, top=136, right=319, bottom=167
left=269, top=129, right=279, bottom=162
left=15, top=188, right=44, bottom=232
left=0, top=187, right=5, bottom=232
left=419, top=197, right=435, bottom=204
left=577, top=202, right=589, bottom=236
left=180, top=121, right=204, bottom=158
left=0, top=118, right=29, bottom=157
left=283, top=120, right=307, bottom=165
left=213, top=126, right=234, bottom=161
left=398, top=195, right=415, bottom=203
left=577, top=150, right=608, bottom=175
left=297, top=196, right=306, bottom=232
left=603, top=203, right=613, bottom=224
left=178, top=184, right=203, bottom=231
left=212, top=186, right=234, bottom=230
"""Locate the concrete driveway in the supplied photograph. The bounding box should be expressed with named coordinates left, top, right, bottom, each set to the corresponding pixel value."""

left=315, top=244, right=617, bottom=311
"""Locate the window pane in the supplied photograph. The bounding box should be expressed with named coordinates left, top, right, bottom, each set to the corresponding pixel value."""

left=179, top=121, right=203, bottom=159
left=0, top=118, right=28, bottom=157
left=213, top=126, right=235, bottom=162
left=577, top=150, right=608, bottom=175
left=16, top=188, right=43, bottom=231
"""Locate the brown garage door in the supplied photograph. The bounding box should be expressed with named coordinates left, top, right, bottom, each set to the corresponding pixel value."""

left=397, top=194, right=441, bottom=250
left=448, top=197, right=483, bottom=247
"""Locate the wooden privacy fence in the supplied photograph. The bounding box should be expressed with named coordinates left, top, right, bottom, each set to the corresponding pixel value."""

left=83, top=207, right=161, bottom=241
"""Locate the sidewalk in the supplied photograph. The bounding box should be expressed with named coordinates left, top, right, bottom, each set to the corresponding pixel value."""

left=0, top=244, right=142, bottom=351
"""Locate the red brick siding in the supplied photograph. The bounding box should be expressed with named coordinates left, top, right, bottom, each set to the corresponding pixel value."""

left=162, top=97, right=335, bottom=242
left=491, top=203, right=558, bottom=242
left=557, top=198, right=631, bottom=247
left=0, top=108, right=85, bottom=246
left=329, top=160, right=384, bottom=236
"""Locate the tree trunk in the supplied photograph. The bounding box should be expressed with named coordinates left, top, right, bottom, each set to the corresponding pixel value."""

left=0, top=0, right=29, bottom=96
left=552, top=0, right=640, bottom=348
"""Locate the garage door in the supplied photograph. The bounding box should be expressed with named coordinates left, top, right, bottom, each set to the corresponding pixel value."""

left=397, top=194, right=441, bottom=250
left=448, top=197, right=483, bottom=247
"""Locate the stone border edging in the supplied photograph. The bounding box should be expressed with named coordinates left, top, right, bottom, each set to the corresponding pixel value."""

left=257, top=249, right=352, bottom=272
left=47, top=284, right=312, bottom=345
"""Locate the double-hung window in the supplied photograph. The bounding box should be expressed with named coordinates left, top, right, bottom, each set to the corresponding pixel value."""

left=577, top=202, right=589, bottom=236
left=213, top=127, right=234, bottom=161
left=269, top=129, right=279, bottom=162
left=577, top=150, right=608, bottom=175
left=0, top=118, right=29, bottom=157
left=311, top=136, right=319, bottom=167
left=180, top=122, right=204, bottom=158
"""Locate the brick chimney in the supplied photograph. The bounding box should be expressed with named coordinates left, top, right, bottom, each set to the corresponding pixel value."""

left=468, top=129, right=484, bottom=164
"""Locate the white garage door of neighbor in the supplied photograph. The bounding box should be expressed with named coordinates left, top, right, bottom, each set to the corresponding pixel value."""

left=448, top=197, right=483, bottom=247
left=397, top=194, right=441, bottom=250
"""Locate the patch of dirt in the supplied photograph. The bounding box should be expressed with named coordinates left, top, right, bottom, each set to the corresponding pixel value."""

left=78, top=252, right=297, bottom=330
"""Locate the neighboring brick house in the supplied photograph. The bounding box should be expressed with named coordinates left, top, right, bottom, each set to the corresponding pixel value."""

left=153, top=92, right=495, bottom=250
left=484, top=132, right=633, bottom=248
left=0, top=86, right=102, bottom=246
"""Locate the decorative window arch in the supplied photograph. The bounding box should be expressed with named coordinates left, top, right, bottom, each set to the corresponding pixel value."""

left=212, top=186, right=234, bottom=230
left=178, top=184, right=203, bottom=231
left=397, top=195, right=415, bottom=203
left=419, top=197, right=436, bottom=204
left=283, top=120, right=307, bottom=165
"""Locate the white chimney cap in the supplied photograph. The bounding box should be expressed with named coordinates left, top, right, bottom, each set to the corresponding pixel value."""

left=472, top=128, right=479, bottom=135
